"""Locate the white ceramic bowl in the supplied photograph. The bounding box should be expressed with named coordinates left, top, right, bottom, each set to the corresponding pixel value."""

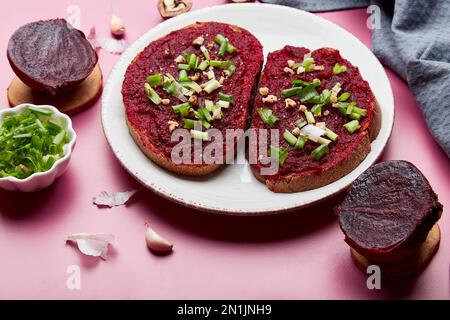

left=0, top=104, right=77, bottom=192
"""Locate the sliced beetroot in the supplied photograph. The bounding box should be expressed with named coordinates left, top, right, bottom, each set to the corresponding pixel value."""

left=7, top=19, right=98, bottom=95
left=336, top=160, right=442, bottom=262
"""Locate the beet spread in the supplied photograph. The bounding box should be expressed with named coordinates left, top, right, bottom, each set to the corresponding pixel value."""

left=249, top=46, right=377, bottom=184
left=337, top=161, right=442, bottom=261
left=122, top=22, right=263, bottom=164
left=7, top=19, right=98, bottom=95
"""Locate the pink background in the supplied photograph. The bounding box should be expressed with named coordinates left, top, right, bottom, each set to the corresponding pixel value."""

left=0, top=0, right=449, bottom=300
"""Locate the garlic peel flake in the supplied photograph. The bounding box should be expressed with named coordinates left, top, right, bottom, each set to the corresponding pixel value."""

left=67, top=233, right=116, bottom=260
left=93, top=190, right=138, bottom=208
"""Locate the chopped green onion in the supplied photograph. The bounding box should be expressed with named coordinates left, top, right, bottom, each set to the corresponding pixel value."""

left=218, top=39, right=228, bottom=57
left=338, top=92, right=351, bottom=102
left=333, top=63, right=347, bottom=75
left=203, top=79, right=222, bottom=94
left=197, top=60, right=210, bottom=71
left=13, top=133, right=32, bottom=139
left=183, top=119, right=198, bottom=129
left=303, top=53, right=315, bottom=72
left=163, top=75, right=189, bottom=102
left=292, top=79, right=321, bottom=88
left=178, top=70, right=190, bottom=82
left=215, top=34, right=236, bottom=55
left=215, top=34, right=227, bottom=45
left=343, top=120, right=361, bottom=134
left=226, top=43, right=237, bottom=54
left=311, top=104, right=324, bottom=116
left=294, top=135, right=308, bottom=149
left=217, top=92, right=234, bottom=103
left=311, top=143, right=329, bottom=161
left=204, top=100, right=214, bottom=111
left=53, top=130, right=66, bottom=145
left=205, top=69, right=215, bottom=80
left=349, top=113, right=361, bottom=120
left=195, top=108, right=213, bottom=122
left=269, top=146, right=288, bottom=166
left=188, top=54, right=198, bottom=69
left=210, top=60, right=232, bottom=68
left=325, top=128, right=338, bottom=142
left=0, top=108, right=68, bottom=179
left=190, top=130, right=209, bottom=141
left=258, top=108, right=278, bottom=127
left=27, top=106, right=53, bottom=116
left=216, top=100, right=230, bottom=109
left=225, top=63, right=236, bottom=77
left=182, top=51, right=190, bottom=63
left=178, top=64, right=191, bottom=71
left=305, top=111, right=315, bottom=124
left=346, top=105, right=354, bottom=115
left=172, top=103, right=191, bottom=117
left=200, top=45, right=210, bottom=60
left=281, top=87, right=302, bottom=98
left=292, top=62, right=302, bottom=69
left=184, top=81, right=203, bottom=93
left=294, top=118, right=308, bottom=129
left=299, top=86, right=319, bottom=102
left=144, top=83, right=162, bottom=105
left=352, top=106, right=367, bottom=117
left=146, top=73, right=164, bottom=87
left=284, top=130, right=307, bottom=149
left=283, top=130, right=297, bottom=146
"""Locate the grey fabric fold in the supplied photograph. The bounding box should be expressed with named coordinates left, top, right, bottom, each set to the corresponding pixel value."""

left=260, top=0, right=450, bottom=157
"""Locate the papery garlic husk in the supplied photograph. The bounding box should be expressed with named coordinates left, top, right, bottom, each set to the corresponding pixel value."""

left=145, top=227, right=174, bottom=253
left=111, top=14, right=126, bottom=37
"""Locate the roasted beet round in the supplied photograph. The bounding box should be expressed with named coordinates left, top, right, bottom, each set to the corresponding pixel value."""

left=7, top=19, right=98, bottom=95
left=336, top=160, right=442, bottom=262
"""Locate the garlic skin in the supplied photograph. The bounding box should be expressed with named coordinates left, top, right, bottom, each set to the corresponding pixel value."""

left=110, top=14, right=126, bottom=37
left=145, top=227, right=174, bottom=253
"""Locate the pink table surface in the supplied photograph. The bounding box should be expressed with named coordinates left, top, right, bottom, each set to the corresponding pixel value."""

left=0, top=0, right=449, bottom=300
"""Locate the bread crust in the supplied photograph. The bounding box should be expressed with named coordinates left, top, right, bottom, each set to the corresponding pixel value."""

left=253, top=100, right=381, bottom=192
left=127, top=118, right=221, bottom=176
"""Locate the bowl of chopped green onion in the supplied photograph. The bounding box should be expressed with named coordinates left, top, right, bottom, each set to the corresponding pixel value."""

left=0, top=104, right=76, bottom=192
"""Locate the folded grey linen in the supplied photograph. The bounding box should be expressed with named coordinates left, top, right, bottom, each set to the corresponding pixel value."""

left=260, top=0, right=450, bottom=157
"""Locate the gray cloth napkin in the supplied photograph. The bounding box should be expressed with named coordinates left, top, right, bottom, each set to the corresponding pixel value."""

left=261, top=0, right=450, bottom=157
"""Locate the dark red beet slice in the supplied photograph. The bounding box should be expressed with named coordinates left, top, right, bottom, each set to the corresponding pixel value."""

left=7, top=19, right=98, bottom=95
left=336, top=160, right=442, bottom=262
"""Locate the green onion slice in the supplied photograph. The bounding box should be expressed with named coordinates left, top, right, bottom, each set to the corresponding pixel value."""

left=343, top=120, right=361, bottom=134
left=311, top=143, right=329, bottom=161
left=203, top=79, right=222, bottom=94
left=172, top=103, right=191, bottom=117
left=210, top=60, right=232, bottom=68
left=217, top=92, right=234, bottom=103
left=144, top=83, right=162, bottom=105
left=333, top=63, right=347, bottom=75
left=269, top=146, right=288, bottom=166
left=258, top=108, right=278, bottom=126
left=178, top=70, right=190, bottom=82
left=281, top=87, right=302, bottom=98
left=200, top=45, right=210, bottom=60
left=146, top=73, right=164, bottom=87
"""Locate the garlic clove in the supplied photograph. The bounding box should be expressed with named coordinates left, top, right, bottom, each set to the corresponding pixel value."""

left=110, top=14, right=126, bottom=37
left=145, top=227, right=174, bottom=253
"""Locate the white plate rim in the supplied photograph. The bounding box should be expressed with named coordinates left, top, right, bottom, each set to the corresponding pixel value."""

left=101, top=3, right=395, bottom=215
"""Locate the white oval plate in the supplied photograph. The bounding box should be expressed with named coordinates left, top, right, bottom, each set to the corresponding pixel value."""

left=102, top=3, right=394, bottom=215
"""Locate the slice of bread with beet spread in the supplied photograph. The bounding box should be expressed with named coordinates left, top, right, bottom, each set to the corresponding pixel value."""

left=249, top=46, right=381, bottom=193
left=122, top=22, right=263, bottom=176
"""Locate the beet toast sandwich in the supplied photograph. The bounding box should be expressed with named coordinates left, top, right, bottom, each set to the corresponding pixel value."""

left=122, top=22, right=264, bottom=175
left=249, top=46, right=381, bottom=193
